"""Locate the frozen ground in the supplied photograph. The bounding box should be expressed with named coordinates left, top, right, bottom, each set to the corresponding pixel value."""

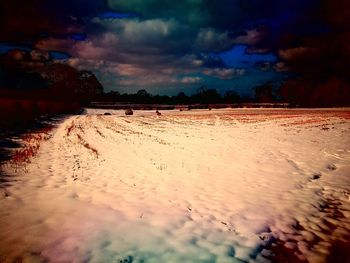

left=1, top=108, right=350, bottom=262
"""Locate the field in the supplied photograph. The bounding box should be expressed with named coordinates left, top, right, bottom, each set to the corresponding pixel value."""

left=1, top=108, right=350, bottom=262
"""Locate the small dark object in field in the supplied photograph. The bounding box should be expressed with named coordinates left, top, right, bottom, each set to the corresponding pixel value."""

left=311, top=173, right=321, bottom=180
left=119, top=255, right=133, bottom=263
left=156, top=110, right=161, bottom=116
left=125, top=109, right=133, bottom=115
left=326, top=163, right=337, bottom=171
left=104, top=112, right=111, bottom=115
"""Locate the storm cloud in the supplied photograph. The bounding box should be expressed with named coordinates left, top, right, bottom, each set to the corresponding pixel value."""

left=0, top=0, right=349, bottom=97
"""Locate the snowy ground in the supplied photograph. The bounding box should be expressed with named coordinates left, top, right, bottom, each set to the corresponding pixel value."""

left=1, top=108, right=350, bottom=263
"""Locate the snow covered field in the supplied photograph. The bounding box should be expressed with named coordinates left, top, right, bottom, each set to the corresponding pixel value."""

left=1, top=108, right=350, bottom=262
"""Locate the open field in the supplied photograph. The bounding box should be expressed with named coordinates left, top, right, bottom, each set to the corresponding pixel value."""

left=1, top=108, right=350, bottom=262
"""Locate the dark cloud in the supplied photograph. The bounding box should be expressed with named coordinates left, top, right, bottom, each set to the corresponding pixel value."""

left=0, top=0, right=107, bottom=42
left=0, top=0, right=349, bottom=100
left=106, top=0, right=211, bottom=26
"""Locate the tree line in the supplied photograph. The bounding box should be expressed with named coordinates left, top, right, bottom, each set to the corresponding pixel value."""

left=1, top=49, right=349, bottom=107
left=0, top=49, right=103, bottom=104
left=99, top=83, right=280, bottom=105
left=100, top=78, right=350, bottom=107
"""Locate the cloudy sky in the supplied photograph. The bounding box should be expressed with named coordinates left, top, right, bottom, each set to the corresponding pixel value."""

left=0, top=0, right=349, bottom=95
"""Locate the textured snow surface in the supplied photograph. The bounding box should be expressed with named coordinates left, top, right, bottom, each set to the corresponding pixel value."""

left=1, top=108, right=350, bottom=262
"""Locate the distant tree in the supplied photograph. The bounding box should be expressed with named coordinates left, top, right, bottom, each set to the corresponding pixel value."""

left=279, top=79, right=309, bottom=106
left=135, top=89, right=152, bottom=103
left=241, top=95, right=252, bottom=102
left=223, top=90, right=241, bottom=103
left=0, top=49, right=105, bottom=104
left=311, top=77, right=350, bottom=106
left=254, top=82, right=275, bottom=103
left=104, top=91, right=120, bottom=102
left=175, top=91, right=189, bottom=104
left=39, top=64, right=103, bottom=103
left=136, top=89, right=151, bottom=98
left=153, top=95, right=171, bottom=104
left=197, top=85, right=208, bottom=95
left=78, top=70, right=103, bottom=102
left=280, top=77, right=350, bottom=107
left=192, top=86, right=221, bottom=104
left=0, top=61, right=47, bottom=90
left=39, top=63, right=80, bottom=101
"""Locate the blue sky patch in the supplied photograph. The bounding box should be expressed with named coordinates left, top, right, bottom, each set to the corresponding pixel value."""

left=219, top=45, right=277, bottom=68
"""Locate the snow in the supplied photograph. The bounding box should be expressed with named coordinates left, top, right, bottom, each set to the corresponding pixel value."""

left=1, top=108, right=350, bottom=262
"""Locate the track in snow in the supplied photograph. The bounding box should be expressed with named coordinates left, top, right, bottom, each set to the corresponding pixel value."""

left=1, top=108, right=350, bottom=262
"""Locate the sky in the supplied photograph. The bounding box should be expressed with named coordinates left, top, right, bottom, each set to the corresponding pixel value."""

left=0, top=0, right=349, bottom=96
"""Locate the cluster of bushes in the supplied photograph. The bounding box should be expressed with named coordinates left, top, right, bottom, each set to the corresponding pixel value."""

left=0, top=99, right=80, bottom=127
left=100, top=87, right=245, bottom=105
left=0, top=49, right=104, bottom=127
left=98, top=84, right=285, bottom=106
left=100, top=79, right=350, bottom=107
